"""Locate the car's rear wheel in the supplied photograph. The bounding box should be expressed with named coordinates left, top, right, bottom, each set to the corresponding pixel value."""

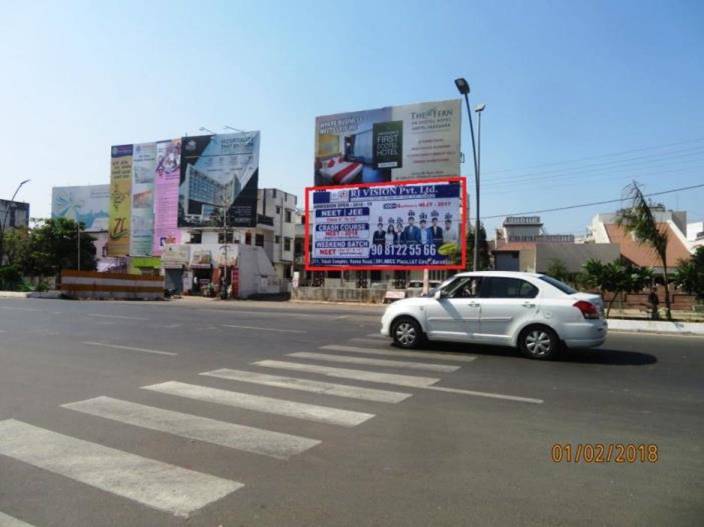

left=519, top=325, right=560, bottom=360
left=391, top=317, right=423, bottom=349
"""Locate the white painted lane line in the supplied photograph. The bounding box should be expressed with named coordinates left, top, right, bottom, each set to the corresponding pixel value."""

left=365, top=333, right=386, bottom=338
left=321, top=344, right=479, bottom=364
left=201, top=369, right=411, bottom=404
left=288, top=352, right=460, bottom=373
left=86, top=313, right=143, bottom=320
left=62, top=396, right=319, bottom=460
left=222, top=324, right=306, bottom=334
left=0, top=306, right=40, bottom=312
left=0, top=419, right=242, bottom=518
left=426, top=386, right=544, bottom=404
left=81, top=341, right=177, bottom=356
left=142, top=381, right=374, bottom=427
left=254, top=360, right=440, bottom=388
left=0, top=511, right=35, bottom=527
left=0, top=329, right=6, bottom=333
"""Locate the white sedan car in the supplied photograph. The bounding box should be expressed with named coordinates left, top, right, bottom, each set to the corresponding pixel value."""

left=381, top=271, right=607, bottom=360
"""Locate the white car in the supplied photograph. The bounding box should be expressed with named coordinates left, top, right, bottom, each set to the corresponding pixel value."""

left=381, top=271, right=607, bottom=360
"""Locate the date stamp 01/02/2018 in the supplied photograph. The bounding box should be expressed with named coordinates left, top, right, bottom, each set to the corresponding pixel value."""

left=551, top=443, right=659, bottom=464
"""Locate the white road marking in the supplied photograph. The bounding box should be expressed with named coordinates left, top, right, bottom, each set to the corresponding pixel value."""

left=365, top=333, right=386, bottom=338
left=426, top=385, right=544, bottom=404
left=0, top=329, right=6, bottom=333
left=63, top=396, right=319, bottom=459
left=0, top=511, right=35, bottom=527
left=142, top=381, right=374, bottom=427
left=321, top=344, right=479, bottom=363
left=86, top=313, right=143, bottom=320
left=288, top=352, right=460, bottom=373
left=161, top=323, right=182, bottom=328
left=200, top=368, right=411, bottom=403
left=222, top=324, right=306, bottom=334
left=81, top=341, right=177, bottom=356
left=0, top=306, right=40, bottom=312
left=0, top=419, right=242, bottom=518
left=254, top=360, right=440, bottom=388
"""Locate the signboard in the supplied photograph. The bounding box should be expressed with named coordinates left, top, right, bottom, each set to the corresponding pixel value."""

left=306, top=177, right=466, bottom=270
left=108, top=145, right=133, bottom=256
left=178, top=132, right=260, bottom=229
left=153, top=139, right=182, bottom=255
left=51, top=185, right=110, bottom=232
left=161, top=244, right=190, bottom=268
left=314, top=99, right=461, bottom=186
left=130, top=142, right=157, bottom=256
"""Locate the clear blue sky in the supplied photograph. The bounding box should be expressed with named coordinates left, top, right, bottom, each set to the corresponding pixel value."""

left=2, top=0, right=703, bottom=236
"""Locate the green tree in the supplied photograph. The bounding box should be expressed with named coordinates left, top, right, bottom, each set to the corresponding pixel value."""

left=546, top=259, right=570, bottom=284
left=20, top=218, right=97, bottom=278
left=673, top=247, right=704, bottom=298
left=616, top=182, right=672, bottom=320
left=582, top=258, right=653, bottom=317
left=466, top=225, right=490, bottom=271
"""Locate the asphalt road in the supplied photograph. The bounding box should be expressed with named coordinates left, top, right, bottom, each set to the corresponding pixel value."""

left=0, top=297, right=702, bottom=527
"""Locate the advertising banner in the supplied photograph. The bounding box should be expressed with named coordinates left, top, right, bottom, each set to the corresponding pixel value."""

left=178, top=131, right=260, bottom=229
left=130, top=142, right=157, bottom=256
left=108, top=145, right=133, bottom=256
left=152, top=139, right=182, bottom=255
left=306, top=177, right=466, bottom=270
left=314, top=99, right=461, bottom=186
left=51, top=185, right=110, bottom=232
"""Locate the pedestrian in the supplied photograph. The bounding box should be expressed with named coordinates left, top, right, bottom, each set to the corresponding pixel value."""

left=648, top=286, right=660, bottom=320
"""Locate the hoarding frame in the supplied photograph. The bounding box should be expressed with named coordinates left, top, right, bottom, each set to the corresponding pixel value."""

left=304, top=176, right=467, bottom=271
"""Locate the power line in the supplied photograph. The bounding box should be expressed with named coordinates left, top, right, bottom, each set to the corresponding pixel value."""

left=480, top=183, right=704, bottom=220
left=483, top=137, right=704, bottom=176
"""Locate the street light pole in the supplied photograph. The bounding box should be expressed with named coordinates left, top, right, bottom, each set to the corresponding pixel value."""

left=77, top=222, right=81, bottom=271
left=0, top=179, right=31, bottom=265
left=454, top=78, right=480, bottom=271
left=475, top=103, right=486, bottom=271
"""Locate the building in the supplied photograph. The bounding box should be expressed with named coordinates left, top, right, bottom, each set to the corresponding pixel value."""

left=0, top=199, right=30, bottom=231
left=687, top=220, right=704, bottom=251
left=587, top=208, right=692, bottom=272
left=493, top=216, right=620, bottom=273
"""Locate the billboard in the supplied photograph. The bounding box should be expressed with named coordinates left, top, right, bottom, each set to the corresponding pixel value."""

left=306, top=177, right=466, bottom=270
left=51, top=185, right=110, bottom=232
left=314, top=99, right=461, bottom=186
left=152, top=139, right=182, bottom=255
left=108, top=145, right=133, bottom=256
left=178, top=131, right=260, bottom=229
left=130, top=142, right=157, bottom=256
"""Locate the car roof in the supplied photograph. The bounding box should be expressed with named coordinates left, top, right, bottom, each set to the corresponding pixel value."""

left=453, top=271, right=544, bottom=279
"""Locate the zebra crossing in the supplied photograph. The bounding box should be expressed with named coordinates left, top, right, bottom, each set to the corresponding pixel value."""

left=0, top=336, right=487, bottom=524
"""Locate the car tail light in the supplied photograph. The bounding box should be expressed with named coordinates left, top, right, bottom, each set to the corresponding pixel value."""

left=573, top=300, right=600, bottom=319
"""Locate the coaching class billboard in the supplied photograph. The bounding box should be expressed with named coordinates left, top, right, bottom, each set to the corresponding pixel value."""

left=306, top=177, right=466, bottom=270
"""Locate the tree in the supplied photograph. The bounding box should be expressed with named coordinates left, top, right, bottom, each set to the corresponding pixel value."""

left=673, top=247, right=704, bottom=298
left=582, top=258, right=653, bottom=317
left=19, top=218, right=97, bottom=278
left=466, top=225, right=490, bottom=271
left=546, top=259, right=570, bottom=284
left=616, top=182, right=672, bottom=319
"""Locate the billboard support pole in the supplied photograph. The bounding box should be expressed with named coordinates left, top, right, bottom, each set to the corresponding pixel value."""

left=77, top=223, right=81, bottom=271
left=422, top=268, right=429, bottom=296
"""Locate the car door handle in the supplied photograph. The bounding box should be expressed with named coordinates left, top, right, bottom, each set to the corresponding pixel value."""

left=467, top=302, right=480, bottom=307
left=522, top=302, right=536, bottom=308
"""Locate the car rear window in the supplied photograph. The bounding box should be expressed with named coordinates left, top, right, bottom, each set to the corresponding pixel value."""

left=481, top=277, right=538, bottom=298
left=539, top=275, right=577, bottom=295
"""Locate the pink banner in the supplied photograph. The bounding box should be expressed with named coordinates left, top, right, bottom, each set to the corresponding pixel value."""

left=152, top=139, right=182, bottom=255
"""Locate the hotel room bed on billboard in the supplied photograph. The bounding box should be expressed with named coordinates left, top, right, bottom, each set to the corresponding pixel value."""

left=318, top=157, right=363, bottom=185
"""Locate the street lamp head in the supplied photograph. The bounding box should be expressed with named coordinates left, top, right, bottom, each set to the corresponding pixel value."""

left=224, top=125, right=245, bottom=133
left=20, top=179, right=31, bottom=186
left=199, top=126, right=215, bottom=134
left=474, top=104, right=486, bottom=113
left=454, top=78, right=470, bottom=95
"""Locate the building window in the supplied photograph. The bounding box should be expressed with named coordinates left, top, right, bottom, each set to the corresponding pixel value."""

left=255, top=234, right=264, bottom=247
left=272, top=189, right=277, bottom=197
left=245, top=232, right=252, bottom=245
left=284, top=237, right=292, bottom=252
left=189, top=231, right=202, bottom=244
left=285, top=210, right=292, bottom=223
left=275, top=235, right=281, bottom=244
left=218, top=231, right=234, bottom=243
left=276, top=206, right=281, bottom=215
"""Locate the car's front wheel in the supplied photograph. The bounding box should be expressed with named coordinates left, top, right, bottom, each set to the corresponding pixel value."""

left=518, top=325, right=560, bottom=360
left=391, top=317, right=423, bottom=349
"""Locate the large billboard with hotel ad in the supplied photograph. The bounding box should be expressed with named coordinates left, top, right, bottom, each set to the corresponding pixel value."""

left=305, top=177, right=466, bottom=270
left=314, top=99, right=461, bottom=186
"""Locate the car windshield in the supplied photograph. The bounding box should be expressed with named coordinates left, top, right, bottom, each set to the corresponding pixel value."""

left=539, top=275, right=577, bottom=295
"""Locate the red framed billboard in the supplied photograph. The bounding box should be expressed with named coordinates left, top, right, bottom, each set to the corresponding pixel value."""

left=305, top=177, right=467, bottom=271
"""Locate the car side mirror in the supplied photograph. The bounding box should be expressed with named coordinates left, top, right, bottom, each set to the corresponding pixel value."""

left=434, top=290, right=444, bottom=300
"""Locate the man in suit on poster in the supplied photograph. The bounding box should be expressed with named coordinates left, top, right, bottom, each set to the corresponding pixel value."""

left=402, top=210, right=421, bottom=245
left=429, top=210, right=444, bottom=247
